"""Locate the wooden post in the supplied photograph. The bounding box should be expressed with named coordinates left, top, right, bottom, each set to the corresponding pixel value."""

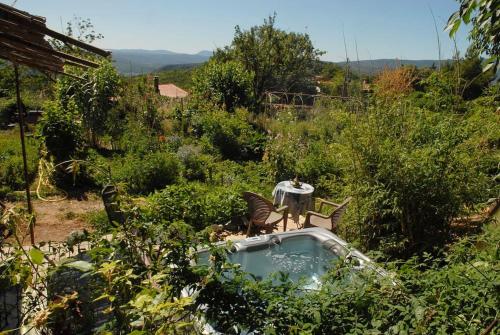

left=153, top=76, right=159, bottom=94
left=14, top=64, right=35, bottom=244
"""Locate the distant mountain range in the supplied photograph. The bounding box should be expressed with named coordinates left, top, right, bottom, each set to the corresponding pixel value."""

left=336, top=59, right=449, bottom=74
left=110, top=49, right=212, bottom=74
left=109, top=49, right=446, bottom=75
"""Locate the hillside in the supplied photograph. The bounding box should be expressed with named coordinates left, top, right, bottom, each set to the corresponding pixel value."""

left=111, top=49, right=211, bottom=74
left=335, top=59, right=450, bottom=74
left=110, top=49, right=447, bottom=76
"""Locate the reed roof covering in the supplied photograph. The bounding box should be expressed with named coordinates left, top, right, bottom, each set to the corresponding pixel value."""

left=0, top=2, right=110, bottom=75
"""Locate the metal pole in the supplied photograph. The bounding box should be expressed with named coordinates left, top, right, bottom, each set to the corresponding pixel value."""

left=14, top=64, right=35, bottom=245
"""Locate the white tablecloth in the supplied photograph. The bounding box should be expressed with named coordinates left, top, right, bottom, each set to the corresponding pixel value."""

left=272, top=181, right=314, bottom=221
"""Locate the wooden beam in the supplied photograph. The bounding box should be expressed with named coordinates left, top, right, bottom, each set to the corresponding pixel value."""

left=0, top=3, right=45, bottom=25
left=0, top=32, right=99, bottom=67
left=0, top=40, right=64, bottom=69
left=0, top=4, right=110, bottom=57
left=0, top=52, right=63, bottom=75
left=42, top=28, right=111, bottom=58
left=0, top=18, right=47, bottom=43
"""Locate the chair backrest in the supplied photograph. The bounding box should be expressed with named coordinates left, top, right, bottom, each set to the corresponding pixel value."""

left=101, top=184, right=125, bottom=226
left=242, top=192, right=273, bottom=226
left=330, top=197, right=352, bottom=229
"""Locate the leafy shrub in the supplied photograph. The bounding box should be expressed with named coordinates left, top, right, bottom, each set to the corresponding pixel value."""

left=117, top=121, right=163, bottom=156
left=338, top=105, right=492, bottom=254
left=56, top=60, right=121, bottom=146
left=210, top=160, right=273, bottom=194
left=263, top=132, right=306, bottom=182
left=148, top=182, right=247, bottom=230
left=38, top=100, right=84, bottom=162
left=414, top=71, right=465, bottom=112
left=263, top=129, right=343, bottom=195
left=176, top=145, right=212, bottom=181
left=113, top=151, right=180, bottom=195
left=192, top=108, right=266, bottom=161
left=192, top=60, right=253, bottom=112
left=83, top=209, right=109, bottom=234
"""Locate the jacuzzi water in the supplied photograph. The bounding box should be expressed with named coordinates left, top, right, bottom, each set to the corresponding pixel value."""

left=197, top=228, right=372, bottom=289
left=228, top=235, right=338, bottom=287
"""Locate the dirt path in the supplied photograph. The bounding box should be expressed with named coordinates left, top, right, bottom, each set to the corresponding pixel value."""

left=6, top=195, right=103, bottom=245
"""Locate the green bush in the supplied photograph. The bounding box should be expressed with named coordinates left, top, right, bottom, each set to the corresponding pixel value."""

left=192, top=60, right=253, bottom=112
left=148, top=182, right=247, bottom=230
left=118, top=121, right=163, bottom=156
left=337, top=104, right=493, bottom=254
left=192, top=108, right=266, bottom=161
left=38, top=100, right=84, bottom=162
left=113, top=151, right=181, bottom=195
left=176, top=145, right=212, bottom=181
left=83, top=209, right=109, bottom=234
left=262, top=108, right=346, bottom=188
left=210, top=160, right=273, bottom=194
left=56, top=60, right=121, bottom=146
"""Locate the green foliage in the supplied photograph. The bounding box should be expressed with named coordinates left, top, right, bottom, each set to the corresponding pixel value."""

left=38, top=100, right=84, bottom=162
left=447, top=0, right=500, bottom=72
left=0, top=129, right=39, bottom=194
left=83, top=209, right=109, bottom=234
left=192, top=108, right=266, bottom=161
left=412, top=56, right=495, bottom=112
left=338, top=104, right=494, bottom=253
left=263, top=115, right=343, bottom=197
left=176, top=144, right=212, bottom=181
left=0, top=98, right=18, bottom=129
left=192, top=60, right=253, bottom=112
left=155, top=65, right=197, bottom=89
left=214, top=14, right=323, bottom=105
left=2, top=12, right=499, bottom=335
left=56, top=61, right=121, bottom=146
left=113, top=151, right=181, bottom=195
left=111, top=77, right=164, bottom=142
left=0, top=61, right=14, bottom=98
left=2, top=192, right=498, bottom=334
left=149, top=182, right=247, bottom=230
left=411, top=71, right=465, bottom=112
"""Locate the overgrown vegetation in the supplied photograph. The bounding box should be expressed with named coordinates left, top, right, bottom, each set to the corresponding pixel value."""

left=1, top=8, right=499, bottom=335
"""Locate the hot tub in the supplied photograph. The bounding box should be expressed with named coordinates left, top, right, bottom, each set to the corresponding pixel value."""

left=193, top=228, right=386, bottom=334
left=197, top=227, right=381, bottom=289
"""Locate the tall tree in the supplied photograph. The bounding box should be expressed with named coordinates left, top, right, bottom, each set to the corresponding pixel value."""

left=192, top=60, right=253, bottom=112
left=214, top=15, right=323, bottom=106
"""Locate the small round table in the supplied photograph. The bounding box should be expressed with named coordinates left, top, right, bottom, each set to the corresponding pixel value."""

left=272, top=181, right=314, bottom=227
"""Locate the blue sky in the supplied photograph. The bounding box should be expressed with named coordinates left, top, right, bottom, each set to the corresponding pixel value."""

left=15, top=0, right=470, bottom=62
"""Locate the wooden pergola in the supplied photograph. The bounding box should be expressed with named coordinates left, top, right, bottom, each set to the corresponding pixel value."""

left=0, top=3, right=111, bottom=244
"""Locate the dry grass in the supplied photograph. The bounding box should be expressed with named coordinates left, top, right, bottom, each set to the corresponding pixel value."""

left=374, top=66, right=416, bottom=99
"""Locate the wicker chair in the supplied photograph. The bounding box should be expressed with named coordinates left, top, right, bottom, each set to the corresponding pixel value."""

left=304, top=197, right=352, bottom=232
left=242, top=192, right=289, bottom=237
left=101, top=184, right=125, bottom=226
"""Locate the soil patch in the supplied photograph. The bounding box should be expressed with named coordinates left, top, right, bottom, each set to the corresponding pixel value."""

left=6, top=195, right=103, bottom=245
